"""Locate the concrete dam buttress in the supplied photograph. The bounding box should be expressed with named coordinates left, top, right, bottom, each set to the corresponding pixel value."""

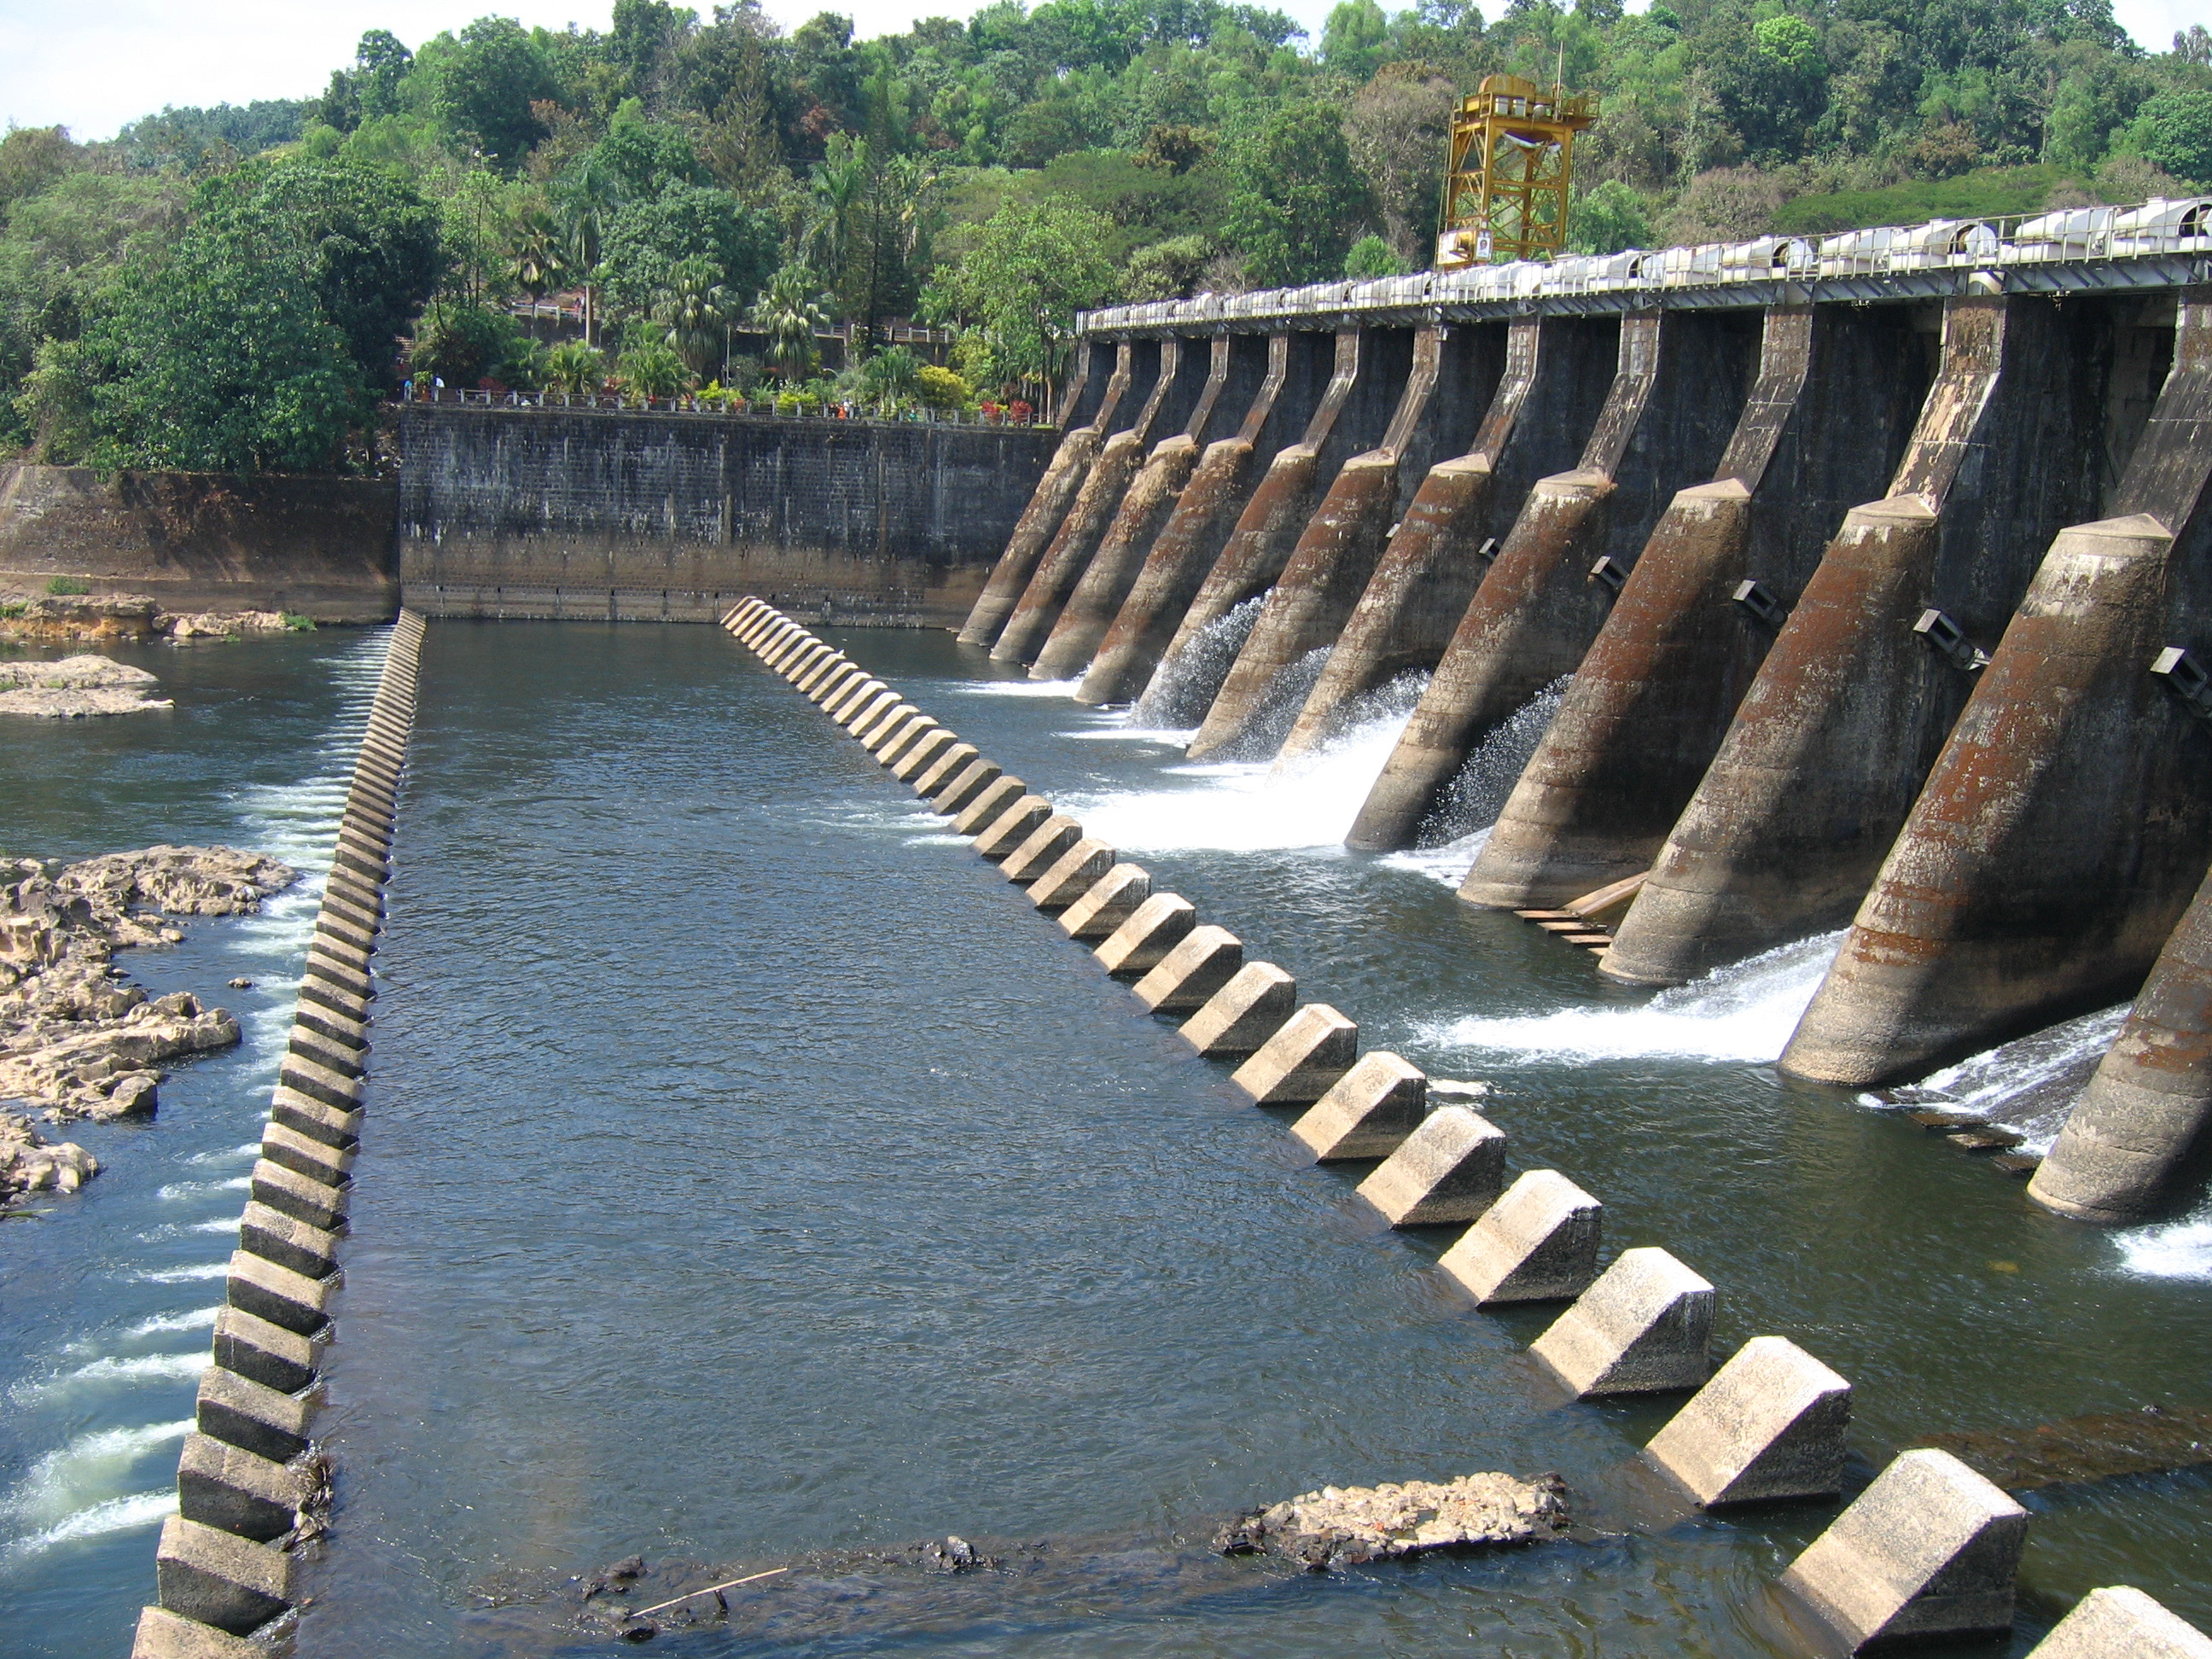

left=958, top=218, right=2212, bottom=1225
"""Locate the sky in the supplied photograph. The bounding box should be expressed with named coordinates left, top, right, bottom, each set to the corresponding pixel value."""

left=0, top=0, right=2200, bottom=143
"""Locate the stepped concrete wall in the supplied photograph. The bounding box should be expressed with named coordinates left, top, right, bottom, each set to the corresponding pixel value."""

left=398, top=403, right=1057, bottom=628
left=0, top=464, right=399, bottom=621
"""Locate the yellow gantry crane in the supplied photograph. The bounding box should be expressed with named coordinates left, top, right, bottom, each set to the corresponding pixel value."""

left=1437, top=73, right=1600, bottom=269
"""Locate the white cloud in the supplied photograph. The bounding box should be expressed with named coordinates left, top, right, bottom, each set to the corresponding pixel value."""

left=0, top=0, right=2188, bottom=148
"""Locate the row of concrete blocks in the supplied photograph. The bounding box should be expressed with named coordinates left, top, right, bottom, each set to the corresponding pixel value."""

left=719, top=598, right=2208, bottom=1659
left=131, top=612, right=430, bottom=1659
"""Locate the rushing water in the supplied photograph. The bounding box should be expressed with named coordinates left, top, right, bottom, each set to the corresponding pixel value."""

left=0, top=629, right=387, bottom=1656
left=8, top=621, right=2212, bottom=1656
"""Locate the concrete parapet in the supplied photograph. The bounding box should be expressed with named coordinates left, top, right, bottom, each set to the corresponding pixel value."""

left=178, top=1434, right=304, bottom=1542
left=1530, top=1246, right=1714, bottom=1397
left=1644, top=1336, right=1850, bottom=1505
left=974, top=795, right=1053, bottom=859
left=195, top=1366, right=318, bottom=1464
left=1029, top=838, right=1116, bottom=912
left=212, top=1307, right=327, bottom=1396
left=1290, top=1051, right=1427, bottom=1160
left=1231, top=1004, right=1357, bottom=1104
left=1060, top=864, right=1151, bottom=940
left=1778, top=1448, right=2028, bottom=1652
left=1179, top=960, right=1295, bottom=1057
left=133, top=1606, right=269, bottom=1659
left=932, top=757, right=1006, bottom=816
left=155, top=1516, right=295, bottom=1636
left=1356, top=1103, right=1506, bottom=1225
left=1001, top=814, right=1081, bottom=882
left=1095, top=893, right=1196, bottom=975
left=1133, top=924, right=1244, bottom=1013
left=951, top=776, right=1027, bottom=835
left=911, top=741, right=980, bottom=797
left=1438, top=1169, right=1603, bottom=1303
left=2029, top=1587, right=2212, bottom=1658
left=225, top=1250, right=335, bottom=1336
left=892, top=728, right=958, bottom=782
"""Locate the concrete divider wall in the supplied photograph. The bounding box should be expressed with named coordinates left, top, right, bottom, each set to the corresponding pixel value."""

left=958, top=342, right=1132, bottom=647
left=1076, top=332, right=1330, bottom=707
left=1132, top=327, right=1414, bottom=727
left=132, top=613, right=425, bottom=1656
left=1784, top=288, right=2212, bottom=1086
left=399, top=399, right=1059, bottom=632
left=1607, top=293, right=2133, bottom=985
left=1460, top=300, right=1924, bottom=910
left=718, top=597, right=2211, bottom=1655
left=1185, top=323, right=1501, bottom=759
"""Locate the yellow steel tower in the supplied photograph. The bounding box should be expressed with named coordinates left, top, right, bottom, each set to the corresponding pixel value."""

left=1436, top=74, right=1599, bottom=269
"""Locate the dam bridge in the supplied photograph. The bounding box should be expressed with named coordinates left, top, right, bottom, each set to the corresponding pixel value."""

left=961, top=197, right=2212, bottom=1229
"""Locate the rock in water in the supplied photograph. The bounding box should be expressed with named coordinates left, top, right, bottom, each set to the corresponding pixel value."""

left=1214, top=1472, right=1569, bottom=1569
left=0, top=654, right=171, bottom=717
left=0, top=1110, right=99, bottom=1204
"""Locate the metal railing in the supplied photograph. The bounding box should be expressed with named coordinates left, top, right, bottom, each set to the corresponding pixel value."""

left=393, top=387, right=1050, bottom=428
left=1080, top=195, right=2212, bottom=334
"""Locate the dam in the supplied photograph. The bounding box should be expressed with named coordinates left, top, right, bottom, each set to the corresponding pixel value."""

left=6, top=201, right=2212, bottom=1658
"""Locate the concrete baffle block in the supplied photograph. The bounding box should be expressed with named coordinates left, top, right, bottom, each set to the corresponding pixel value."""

left=911, top=742, right=980, bottom=798
left=1096, top=893, right=1196, bottom=976
left=2028, top=1587, right=2212, bottom=1658
left=1133, top=925, right=1244, bottom=1013
left=1061, top=863, right=1151, bottom=940
left=226, top=1250, right=336, bottom=1336
left=1779, top=1449, right=2029, bottom=1652
left=238, top=1200, right=343, bottom=1281
left=1292, top=1051, right=1428, bottom=1160
left=810, top=664, right=862, bottom=705
left=1231, top=1004, right=1358, bottom=1104
left=952, top=775, right=1028, bottom=835
left=1357, top=1105, right=1506, bottom=1225
left=844, top=690, right=899, bottom=734
left=1031, top=839, right=1118, bottom=912
left=893, top=729, right=958, bottom=783
left=867, top=710, right=925, bottom=757
left=132, top=1607, right=268, bottom=1659
left=248, top=1160, right=348, bottom=1233
left=197, top=1362, right=318, bottom=1464
left=1530, top=1246, right=1714, bottom=1398
left=154, top=1515, right=295, bottom=1635
left=855, top=700, right=915, bottom=743
left=975, top=795, right=1053, bottom=859
left=1003, top=814, right=1082, bottom=882
left=1179, top=961, right=1296, bottom=1057
left=1438, top=1169, right=1603, bottom=1304
left=875, top=717, right=938, bottom=765
left=933, top=758, right=1006, bottom=816
left=178, top=1431, right=305, bottom=1540
left=212, top=1307, right=327, bottom=1395
left=1644, top=1336, right=1851, bottom=1505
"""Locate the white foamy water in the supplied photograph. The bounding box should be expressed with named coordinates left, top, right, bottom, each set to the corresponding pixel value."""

left=1872, top=1004, right=2133, bottom=1150
left=0, top=1420, right=191, bottom=1557
left=8, top=1491, right=177, bottom=1556
left=947, top=676, right=1085, bottom=698
left=135, top=1262, right=231, bottom=1284
left=1069, top=673, right=1427, bottom=854
left=2116, top=1205, right=2212, bottom=1281
left=155, top=1175, right=251, bottom=1201
left=124, top=1307, right=219, bottom=1339
left=1427, top=930, right=1847, bottom=1064
left=1381, top=828, right=1491, bottom=889
left=52, top=1353, right=207, bottom=1388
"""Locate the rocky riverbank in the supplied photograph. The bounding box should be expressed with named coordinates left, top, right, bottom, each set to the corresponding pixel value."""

left=0, top=845, right=295, bottom=1206
left=0, top=593, right=301, bottom=645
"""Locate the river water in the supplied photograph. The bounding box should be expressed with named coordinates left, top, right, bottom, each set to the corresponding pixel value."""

left=6, top=620, right=2211, bottom=1656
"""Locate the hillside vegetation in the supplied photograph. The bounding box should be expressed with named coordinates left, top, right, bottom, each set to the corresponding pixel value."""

left=1, top=0, right=2207, bottom=472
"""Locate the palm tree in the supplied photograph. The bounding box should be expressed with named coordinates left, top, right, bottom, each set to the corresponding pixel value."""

left=748, top=264, right=830, bottom=381
left=509, top=212, right=568, bottom=335
left=649, top=258, right=733, bottom=381
left=615, top=341, right=689, bottom=400
left=544, top=341, right=607, bottom=396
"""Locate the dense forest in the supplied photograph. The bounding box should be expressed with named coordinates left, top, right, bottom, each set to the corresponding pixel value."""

left=2, top=0, right=2209, bottom=474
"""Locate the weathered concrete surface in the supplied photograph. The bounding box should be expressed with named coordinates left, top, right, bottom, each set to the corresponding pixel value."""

left=1528, top=1246, right=1714, bottom=1397
left=132, top=1605, right=269, bottom=1658
left=1644, top=1336, right=1850, bottom=1505
left=0, top=463, right=399, bottom=622
left=960, top=342, right=1125, bottom=646
left=1289, top=1051, right=1427, bottom=1160
left=1132, top=328, right=1412, bottom=727
left=1437, top=1168, right=1602, bottom=1304
left=950, top=775, right=1027, bottom=835
left=1094, top=892, right=1196, bottom=975
left=399, top=397, right=1057, bottom=630
left=177, top=1433, right=304, bottom=1541
left=1058, top=863, right=1150, bottom=940
left=1132, top=925, right=1244, bottom=1013
left=993, top=339, right=1187, bottom=665
left=1001, top=813, right=1080, bottom=882
left=1035, top=335, right=1247, bottom=681
left=1778, top=1448, right=2028, bottom=1652
left=974, top=795, right=1052, bottom=859
left=1355, top=1103, right=1505, bottom=1225
left=1784, top=294, right=2212, bottom=1086
left=2034, top=859, right=2212, bottom=1223
left=1350, top=310, right=1752, bottom=853
left=1179, top=960, right=1295, bottom=1056
left=2028, top=1586, right=2212, bottom=1657
left=1186, top=324, right=1498, bottom=758
left=1609, top=294, right=2137, bottom=984
left=1231, top=1004, right=1357, bottom=1103
left=1078, top=333, right=1327, bottom=707
left=1029, top=838, right=1116, bottom=911
left=1461, top=300, right=1922, bottom=909
left=154, top=1516, right=295, bottom=1636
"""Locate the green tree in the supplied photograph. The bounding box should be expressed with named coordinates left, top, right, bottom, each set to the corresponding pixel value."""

left=406, top=300, right=527, bottom=387
left=615, top=336, right=690, bottom=396
left=650, top=255, right=734, bottom=378
left=924, top=195, right=1115, bottom=386
left=430, top=18, right=558, bottom=169
left=544, top=340, right=608, bottom=393
left=2130, top=91, right=2212, bottom=185
left=602, top=182, right=779, bottom=316
left=1343, top=233, right=1406, bottom=276
left=1320, top=0, right=1391, bottom=79
left=1569, top=178, right=1656, bottom=254
left=748, top=261, right=830, bottom=377
left=1222, top=102, right=1374, bottom=288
